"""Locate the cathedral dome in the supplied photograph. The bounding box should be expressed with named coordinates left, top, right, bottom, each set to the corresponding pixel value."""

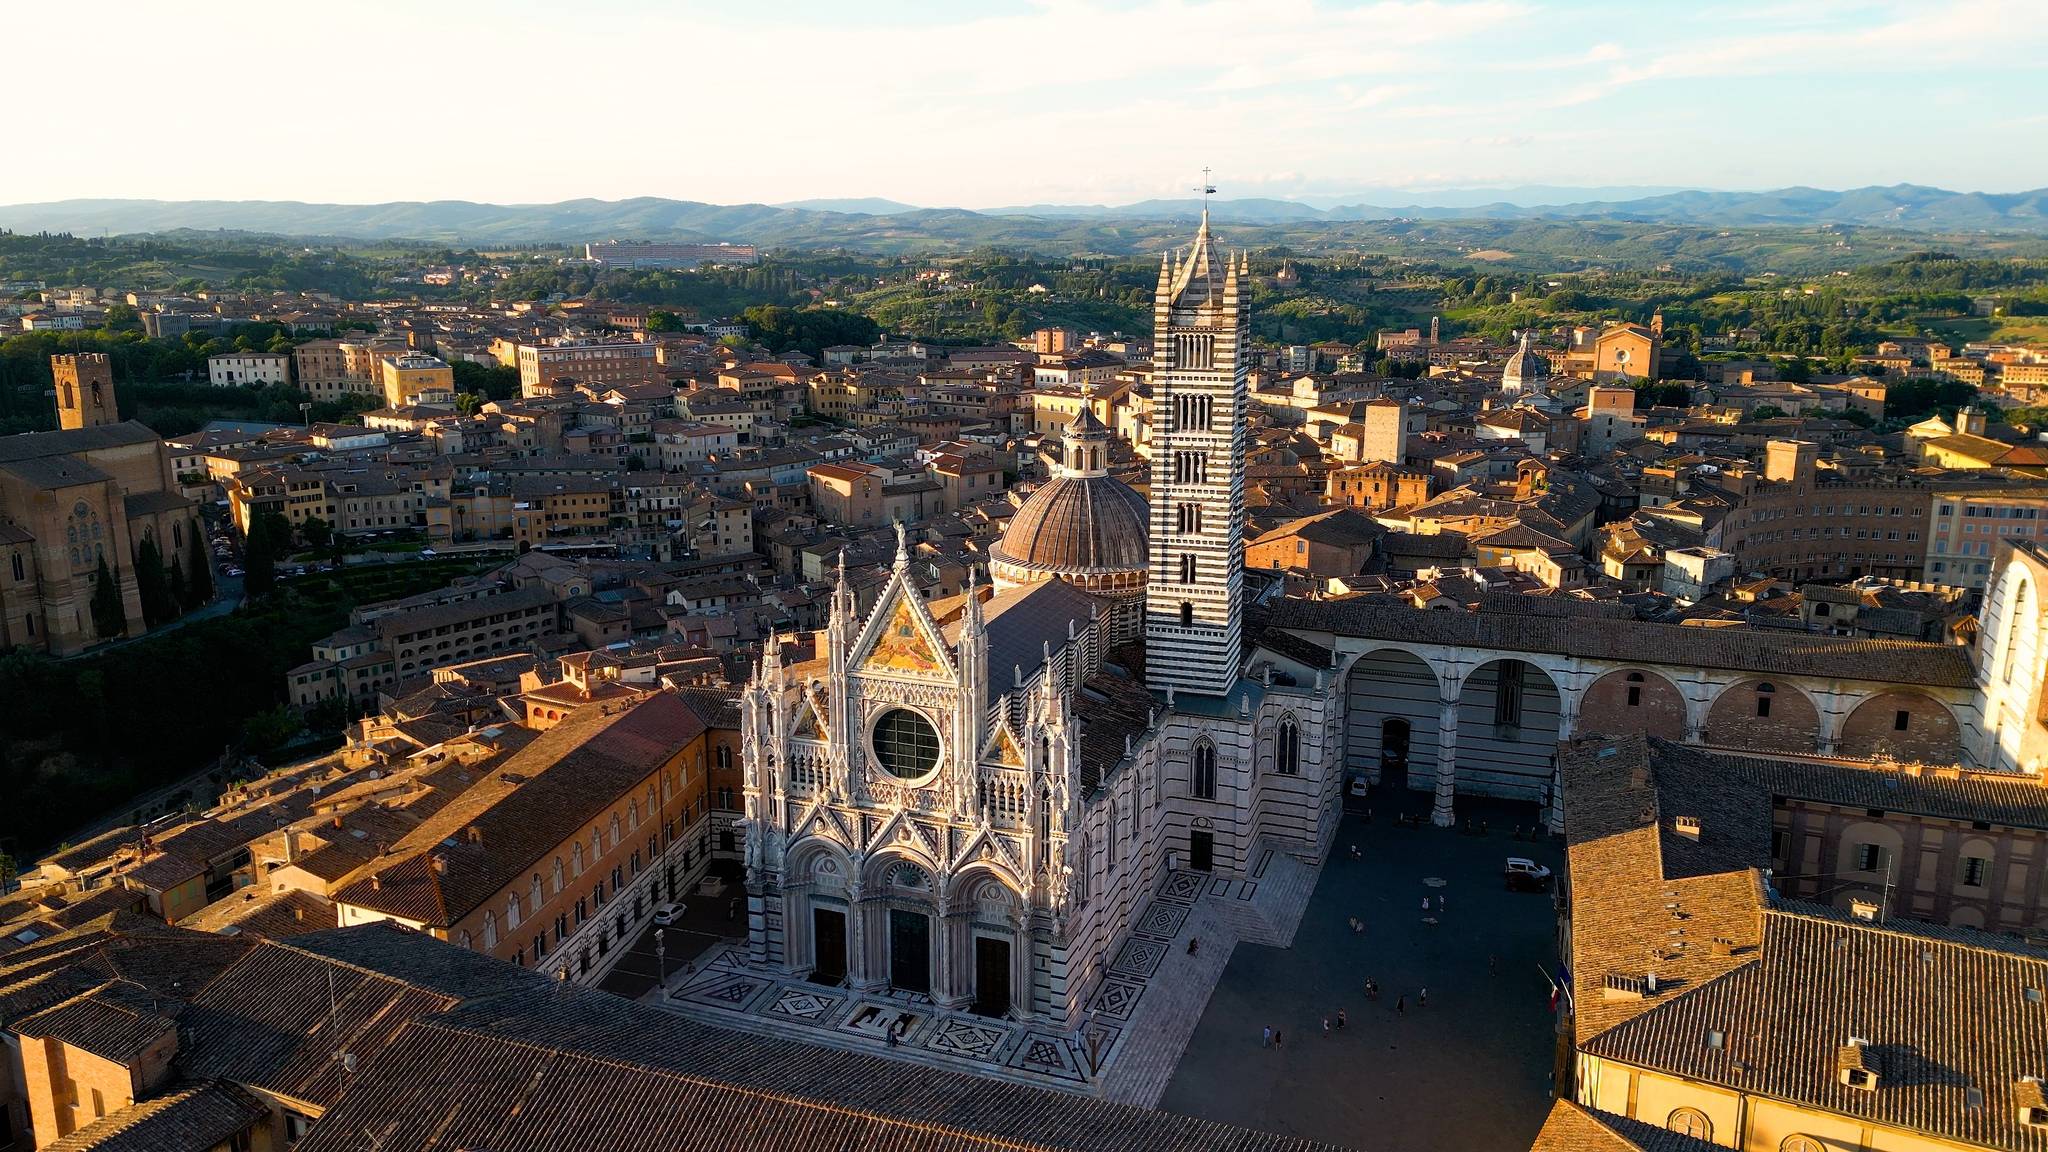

left=993, top=470, right=1150, bottom=575
left=989, top=405, right=1150, bottom=639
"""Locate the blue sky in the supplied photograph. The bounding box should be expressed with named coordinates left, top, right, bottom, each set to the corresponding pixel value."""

left=6, top=0, right=2044, bottom=206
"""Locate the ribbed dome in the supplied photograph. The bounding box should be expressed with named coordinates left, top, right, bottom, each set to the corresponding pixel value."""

left=1503, top=331, right=1551, bottom=390
left=991, top=473, right=1150, bottom=575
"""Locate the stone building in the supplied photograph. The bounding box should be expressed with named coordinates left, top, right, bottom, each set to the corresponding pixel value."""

left=738, top=217, right=1342, bottom=1027
left=0, top=420, right=198, bottom=655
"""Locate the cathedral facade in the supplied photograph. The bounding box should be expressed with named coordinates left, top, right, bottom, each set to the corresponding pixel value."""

left=739, top=213, right=1344, bottom=1026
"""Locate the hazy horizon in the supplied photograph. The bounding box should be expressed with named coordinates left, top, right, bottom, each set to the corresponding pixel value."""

left=8, top=0, right=2046, bottom=208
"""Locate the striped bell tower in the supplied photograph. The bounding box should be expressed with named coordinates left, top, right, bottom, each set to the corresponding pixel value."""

left=1145, top=204, right=1248, bottom=698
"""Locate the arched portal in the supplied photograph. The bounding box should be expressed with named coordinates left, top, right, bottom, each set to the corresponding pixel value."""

left=1837, top=691, right=1962, bottom=764
left=1578, top=668, right=1686, bottom=741
left=1704, top=679, right=1820, bottom=753
left=1344, top=648, right=1440, bottom=793
left=1455, top=658, right=1563, bottom=801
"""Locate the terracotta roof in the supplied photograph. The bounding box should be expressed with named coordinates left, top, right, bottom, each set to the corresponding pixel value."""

left=332, top=694, right=703, bottom=928
left=1584, top=906, right=2048, bottom=1152
left=41, top=1081, right=268, bottom=1152
left=1268, top=600, right=1976, bottom=688
left=296, top=981, right=1344, bottom=1152
left=1529, top=1099, right=1716, bottom=1152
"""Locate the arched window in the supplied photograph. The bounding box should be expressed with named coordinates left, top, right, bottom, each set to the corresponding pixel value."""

left=1177, top=502, right=1202, bottom=535
left=1179, top=554, right=1197, bottom=584
left=1276, top=715, right=1300, bottom=776
left=2003, top=580, right=2034, bottom=684
left=531, top=874, right=543, bottom=909
left=1180, top=601, right=1194, bottom=628
left=552, top=857, right=565, bottom=893
left=716, top=744, right=732, bottom=771
left=572, top=844, right=584, bottom=874
left=1666, top=1109, right=1711, bottom=1141
left=609, top=813, right=622, bottom=845
left=507, top=893, right=523, bottom=930
left=1755, top=682, right=1775, bottom=719
left=483, top=911, right=499, bottom=949
left=1625, top=671, right=1644, bottom=708
left=1192, top=740, right=1217, bottom=800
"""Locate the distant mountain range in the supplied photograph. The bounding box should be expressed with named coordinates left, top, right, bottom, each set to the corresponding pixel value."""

left=2, top=184, right=2045, bottom=246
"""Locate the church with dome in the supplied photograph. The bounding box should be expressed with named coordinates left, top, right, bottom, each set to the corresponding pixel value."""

left=736, top=210, right=1345, bottom=1026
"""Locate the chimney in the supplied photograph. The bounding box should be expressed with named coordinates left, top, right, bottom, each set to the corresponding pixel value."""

left=370, top=874, right=381, bottom=890
left=294, top=906, right=306, bottom=922
left=1674, top=815, right=1701, bottom=841
left=430, top=855, right=448, bottom=876
left=465, top=824, right=483, bottom=845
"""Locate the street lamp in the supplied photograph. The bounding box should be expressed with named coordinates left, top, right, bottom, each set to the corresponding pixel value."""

left=655, top=926, right=667, bottom=995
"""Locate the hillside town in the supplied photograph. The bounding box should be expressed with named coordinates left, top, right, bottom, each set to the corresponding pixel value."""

left=8, top=223, right=2048, bottom=1152
left=8, top=150, right=2048, bottom=1152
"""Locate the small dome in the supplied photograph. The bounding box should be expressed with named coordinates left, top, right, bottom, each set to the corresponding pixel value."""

left=1503, top=331, right=1550, bottom=391
left=992, top=473, right=1150, bottom=575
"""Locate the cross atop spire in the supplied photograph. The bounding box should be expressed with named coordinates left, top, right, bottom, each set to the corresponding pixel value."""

left=1191, top=165, right=1216, bottom=225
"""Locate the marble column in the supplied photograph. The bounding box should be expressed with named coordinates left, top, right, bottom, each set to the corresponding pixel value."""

left=848, top=886, right=882, bottom=990
left=1432, top=686, right=1460, bottom=829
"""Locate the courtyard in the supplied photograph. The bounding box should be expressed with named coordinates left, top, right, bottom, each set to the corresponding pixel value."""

left=1158, top=797, right=1565, bottom=1151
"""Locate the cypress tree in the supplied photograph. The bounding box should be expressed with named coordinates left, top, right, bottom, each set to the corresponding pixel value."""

left=89, top=556, right=125, bottom=639
left=185, top=523, right=213, bottom=607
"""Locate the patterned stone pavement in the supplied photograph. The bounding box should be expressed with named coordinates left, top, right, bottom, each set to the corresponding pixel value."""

left=653, top=843, right=1324, bottom=1099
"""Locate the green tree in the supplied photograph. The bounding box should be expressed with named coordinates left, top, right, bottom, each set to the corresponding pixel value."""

left=300, top=515, right=332, bottom=549
left=239, top=705, right=303, bottom=757
left=242, top=511, right=290, bottom=600
left=184, top=525, right=214, bottom=608
left=89, top=556, right=126, bottom=639
left=134, top=534, right=174, bottom=626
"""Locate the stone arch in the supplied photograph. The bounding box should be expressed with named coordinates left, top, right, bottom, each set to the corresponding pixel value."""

left=1836, top=691, right=1962, bottom=764
left=945, top=860, right=1025, bottom=907
left=1454, top=656, right=1563, bottom=801
left=1577, top=667, right=1687, bottom=740
left=1342, top=646, right=1442, bottom=791
left=785, top=836, right=854, bottom=891
left=860, top=843, right=942, bottom=892
left=1996, top=569, right=2038, bottom=688
left=1704, top=678, right=1821, bottom=753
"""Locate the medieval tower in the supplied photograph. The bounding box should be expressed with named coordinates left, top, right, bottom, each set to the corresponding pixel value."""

left=1145, top=209, right=1248, bottom=698
left=52, top=353, right=116, bottom=431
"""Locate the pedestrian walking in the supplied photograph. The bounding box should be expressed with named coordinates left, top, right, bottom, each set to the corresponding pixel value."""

left=1395, top=995, right=1405, bottom=1015
left=1337, top=1009, right=1347, bottom=1028
left=1419, top=987, right=1429, bottom=1008
left=1275, top=1028, right=1284, bottom=1048
left=1322, top=1016, right=1331, bottom=1037
left=1420, top=895, right=1430, bottom=914
left=1437, top=894, right=1446, bottom=912
left=1262, top=1025, right=1272, bottom=1048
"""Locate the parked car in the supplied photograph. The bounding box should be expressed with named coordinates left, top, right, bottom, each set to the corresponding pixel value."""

left=1504, top=858, right=1553, bottom=891
left=653, top=902, right=686, bottom=927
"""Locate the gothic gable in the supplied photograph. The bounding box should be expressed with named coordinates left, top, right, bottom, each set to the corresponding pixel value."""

left=852, top=570, right=956, bottom=682
left=982, top=719, right=1026, bottom=769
